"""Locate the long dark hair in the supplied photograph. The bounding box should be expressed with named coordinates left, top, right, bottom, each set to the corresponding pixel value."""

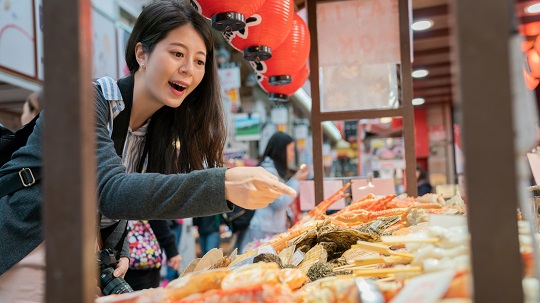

left=258, top=132, right=294, bottom=179
left=125, top=1, right=226, bottom=174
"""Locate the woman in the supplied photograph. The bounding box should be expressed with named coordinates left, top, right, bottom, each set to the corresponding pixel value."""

left=0, top=2, right=294, bottom=301
left=417, top=164, right=433, bottom=196
left=239, top=132, right=309, bottom=252
left=20, top=91, right=40, bottom=126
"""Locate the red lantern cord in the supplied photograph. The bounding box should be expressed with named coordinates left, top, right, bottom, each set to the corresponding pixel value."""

left=190, top=0, right=266, bottom=32
left=224, top=0, right=294, bottom=61
left=258, top=65, right=310, bottom=102
left=251, top=13, right=310, bottom=86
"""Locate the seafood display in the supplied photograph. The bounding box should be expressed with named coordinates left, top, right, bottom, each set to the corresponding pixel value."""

left=97, top=188, right=477, bottom=303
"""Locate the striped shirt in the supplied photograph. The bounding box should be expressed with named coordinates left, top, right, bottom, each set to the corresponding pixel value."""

left=96, top=77, right=149, bottom=227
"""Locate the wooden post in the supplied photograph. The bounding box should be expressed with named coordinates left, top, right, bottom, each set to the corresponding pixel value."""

left=453, top=0, right=524, bottom=301
left=43, top=0, right=96, bottom=301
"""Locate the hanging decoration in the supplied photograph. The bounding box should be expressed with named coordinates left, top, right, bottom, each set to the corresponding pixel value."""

left=258, top=65, right=310, bottom=102
left=249, top=13, right=310, bottom=85
left=190, top=0, right=266, bottom=32
left=223, top=0, right=294, bottom=61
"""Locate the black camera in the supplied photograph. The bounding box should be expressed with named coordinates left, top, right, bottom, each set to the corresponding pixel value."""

left=97, top=248, right=134, bottom=295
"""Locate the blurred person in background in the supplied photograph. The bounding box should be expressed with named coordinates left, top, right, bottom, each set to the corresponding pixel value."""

left=193, top=215, right=226, bottom=255
left=417, top=164, right=433, bottom=196
left=20, top=91, right=40, bottom=125
left=239, top=132, right=309, bottom=252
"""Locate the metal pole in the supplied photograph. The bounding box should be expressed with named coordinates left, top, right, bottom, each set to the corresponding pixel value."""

left=453, top=0, right=523, bottom=301
left=43, top=0, right=96, bottom=301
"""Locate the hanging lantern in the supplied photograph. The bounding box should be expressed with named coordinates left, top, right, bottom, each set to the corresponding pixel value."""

left=258, top=65, right=310, bottom=102
left=250, top=13, right=310, bottom=85
left=223, top=0, right=294, bottom=61
left=190, top=0, right=266, bottom=32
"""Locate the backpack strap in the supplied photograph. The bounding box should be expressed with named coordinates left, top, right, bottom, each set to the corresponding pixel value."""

left=95, top=76, right=132, bottom=157
left=0, top=114, right=42, bottom=198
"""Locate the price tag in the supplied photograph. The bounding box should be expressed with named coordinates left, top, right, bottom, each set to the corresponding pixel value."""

left=390, top=270, right=455, bottom=303
left=229, top=256, right=254, bottom=269
left=257, top=245, right=277, bottom=256
left=291, top=249, right=305, bottom=266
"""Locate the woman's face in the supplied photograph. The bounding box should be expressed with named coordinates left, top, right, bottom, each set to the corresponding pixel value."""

left=137, top=24, right=207, bottom=109
left=20, top=92, right=39, bottom=125
left=286, top=142, right=296, bottom=164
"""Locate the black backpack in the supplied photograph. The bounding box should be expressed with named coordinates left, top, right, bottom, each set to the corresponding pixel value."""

left=0, top=82, right=132, bottom=198
left=222, top=206, right=255, bottom=233
left=0, top=114, right=39, bottom=168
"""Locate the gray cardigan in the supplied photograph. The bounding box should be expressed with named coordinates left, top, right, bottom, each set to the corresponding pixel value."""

left=0, top=85, right=232, bottom=275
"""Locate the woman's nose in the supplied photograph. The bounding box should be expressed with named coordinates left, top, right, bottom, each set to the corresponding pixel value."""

left=179, top=59, right=194, bottom=75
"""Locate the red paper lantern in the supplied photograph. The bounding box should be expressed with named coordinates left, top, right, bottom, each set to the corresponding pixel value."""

left=190, top=0, right=266, bottom=31
left=223, top=0, right=294, bottom=61
left=258, top=65, right=310, bottom=101
left=250, top=13, right=310, bottom=85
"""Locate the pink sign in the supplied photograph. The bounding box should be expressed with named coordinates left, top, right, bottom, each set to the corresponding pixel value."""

left=351, top=178, right=396, bottom=202
left=299, top=180, right=346, bottom=211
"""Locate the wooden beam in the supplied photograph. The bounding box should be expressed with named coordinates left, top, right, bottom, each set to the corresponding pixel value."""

left=414, top=87, right=453, bottom=96
left=413, top=28, right=450, bottom=40
left=414, top=46, right=450, bottom=57
left=413, top=4, right=448, bottom=19
left=414, top=77, right=452, bottom=89
left=43, top=0, right=96, bottom=302
left=320, top=108, right=403, bottom=121
left=453, top=0, right=524, bottom=302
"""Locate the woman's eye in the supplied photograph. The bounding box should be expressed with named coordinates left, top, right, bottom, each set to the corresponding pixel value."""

left=174, top=52, right=183, bottom=57
left=197, top=60, right=205, bottom=66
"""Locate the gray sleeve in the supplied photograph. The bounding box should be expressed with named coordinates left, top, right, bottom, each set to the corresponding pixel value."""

left=94, top=90, right=233, bottom=220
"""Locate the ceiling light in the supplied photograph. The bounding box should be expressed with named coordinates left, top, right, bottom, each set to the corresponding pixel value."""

left=412, top=98, right=425, bottom=105
left=379, top=117, right=393, bottom=124
left=412, top=20, right=433, bottom=31
left=526, top=3, right=540, bottom=14
left=412, top=69, right=429, bottom=78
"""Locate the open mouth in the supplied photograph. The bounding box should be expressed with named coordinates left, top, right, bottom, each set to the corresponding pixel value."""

left=168, top=81, right=187, bottom=93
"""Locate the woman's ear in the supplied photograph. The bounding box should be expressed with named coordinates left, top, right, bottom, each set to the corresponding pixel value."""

left=134, top=42, right=147, bottom=70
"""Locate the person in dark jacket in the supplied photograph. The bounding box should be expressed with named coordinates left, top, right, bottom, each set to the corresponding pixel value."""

left=417, top=164, right=433, bottom=196
left=193, top=215, right=225, bottom=255
left=0, top=3, right=295, bottom=301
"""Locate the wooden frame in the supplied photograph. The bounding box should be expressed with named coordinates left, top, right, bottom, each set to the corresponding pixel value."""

left=306, top=0, right=418, bottom=204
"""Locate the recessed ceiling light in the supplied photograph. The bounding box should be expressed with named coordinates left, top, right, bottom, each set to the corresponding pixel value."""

left=379, top=117, right=393, bottom=124
left=412, top=98, right=425, bottom=105
left=526, top=3, right=540, bottom=14
left=412, top=20, right=433, bottom=31
left=412, top=69, right=429, bottom=78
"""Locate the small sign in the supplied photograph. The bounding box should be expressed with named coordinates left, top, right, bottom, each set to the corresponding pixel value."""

left=291, top=249, right=305, bottom=266
left=299, top=180, right=347, bottom=211
left=229, top=256, right=254, bottom=269
left=257, top=245, right=277, bottom=256
left=390, top=270, right=455, bottom=303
